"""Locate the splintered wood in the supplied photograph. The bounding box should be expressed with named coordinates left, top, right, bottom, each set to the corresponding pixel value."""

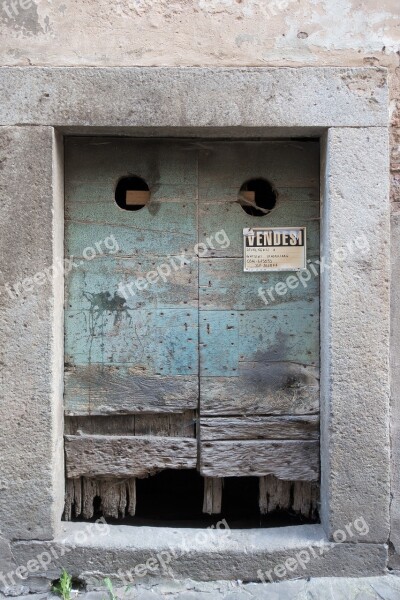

left=203, top=477, right=223, bottom=515
left=65, top=477, right=137, bottom=520
left=259, top=475, right=319, bottom=519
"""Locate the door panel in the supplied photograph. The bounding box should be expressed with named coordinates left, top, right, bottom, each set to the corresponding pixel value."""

left=198, top=142, right=320, bottom=477
left=64, top=138, right=320, bottom=501
left=64, top=139, right=199, bottom=420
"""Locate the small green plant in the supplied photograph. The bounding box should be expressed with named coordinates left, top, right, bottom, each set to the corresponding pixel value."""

left=52, top=569, right=73, bottom=600
left=104, top=577, right=117, bottom=600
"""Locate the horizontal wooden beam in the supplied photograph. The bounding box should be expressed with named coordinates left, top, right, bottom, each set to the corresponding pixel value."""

left=200, top=440, right=319, bottom=480
left=64, top=367, right=198, bottom=415
left=65, top=435, right=197, bottom=478
left=200, top=415, right=319, bottom=441
left=200, top=362, right=319, bottom=416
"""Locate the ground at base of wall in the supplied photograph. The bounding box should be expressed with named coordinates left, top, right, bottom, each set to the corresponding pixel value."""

left=2, top=576, right=400, bottom=600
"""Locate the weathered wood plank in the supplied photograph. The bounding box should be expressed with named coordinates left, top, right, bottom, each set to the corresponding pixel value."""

left=65, top=415, right=136, bottom=435
left=127, top=478, right=137, bottom=516
left=65, top=308, right=198, bottom=374
left=64, top=367, right=198, bottom=415
left=259, top=475, right=291, bottom=514
left=65, top=412, right=196, bottom=437
left=99, top=479, right=131, bottom=519
left=66, top=255, right=198, bottom=311
left=199, top=258, right=320, bottom=311
left=66, top=203, right=198, bottom=259
left=64, top=477, right=137, bottom=520
left=258, top=475, right=320, bottom=518
left=201, top=362, right=319, bottom=416
left=65, top=138, right=198, bottom=204
left=197, top=142, right=320, bottom=197
left=134, top=412, right=196, bottom=437
left=292, top=480, right=319, bottom=519
left=199, top=310, right=319, bottom=377
left=65, top=435, right=198, bottom=478
left=198, top=201, right=319, bottom=258
left=203, top=477, right=223, bottom=515
left=200, top=416, right=319, bottom=441
left=200, top=440, right=319, bottom=480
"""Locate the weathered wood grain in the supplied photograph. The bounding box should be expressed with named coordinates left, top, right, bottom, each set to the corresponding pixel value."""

left=200, top=415, right=319, bottom=441
left=66, top=256, right=198, bottom=312
left=259, top=475, right=291, bottom=514
left=65, top=435, right=198, bottom=478
left=65, top=138, right=199, bottom=204
left=199, top=310, right=319, bottom=378
left=292, top=480, right=319, bottom=519
left=65, top=411, right=196, bottom=437
left=197, top=142, right=320, bottom=196
left=199, top=257, right=320, bottom=311
left=64, top=478, right=82, bottom=521
left=65, top=308, right=198, bottom=373
left=203, top=477, right=223, bottom=515
left=64, top=476, right=137, bottom=520
left=259, top=475, right=320, bottom=518
left=200, top=440, right=319, bottom=480
left=64, top=367, right=198, bottom=415
left=66, top=203, right=198, bottom=259
left=198, top=201, right=319, bottom=258
left=201, top=362, right=319, bottom=416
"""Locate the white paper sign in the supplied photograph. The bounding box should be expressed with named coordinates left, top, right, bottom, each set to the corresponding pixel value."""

left=243, top=227, right=306, bottom=272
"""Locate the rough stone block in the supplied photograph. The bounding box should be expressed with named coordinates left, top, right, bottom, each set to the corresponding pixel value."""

left=0, top=127, right=64, bottom=540
left=0, top=67, right=388, bottom=129
left=320, top=127, right=390, bottom=543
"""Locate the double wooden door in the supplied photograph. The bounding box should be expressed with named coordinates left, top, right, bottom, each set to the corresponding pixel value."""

left=64, top=138, right=320, bottom=518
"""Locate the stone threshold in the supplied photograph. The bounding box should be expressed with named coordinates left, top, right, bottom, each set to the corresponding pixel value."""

left=10, top=523, right=387, bottom=587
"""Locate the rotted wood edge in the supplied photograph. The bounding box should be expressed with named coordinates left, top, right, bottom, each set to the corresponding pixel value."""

left=200, top=440, right=319, bottom=480
left=200, top=415, right=319, bottom=441
left=65, top=434, right=197, bottom=478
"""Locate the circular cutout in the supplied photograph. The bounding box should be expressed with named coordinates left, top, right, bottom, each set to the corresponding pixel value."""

left=238, top=178, right=277, bottom=217
left=115, top=176, right=150, bottom=211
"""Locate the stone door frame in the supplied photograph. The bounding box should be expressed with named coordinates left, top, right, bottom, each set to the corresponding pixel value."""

left=0, top=67, right=390, bottom=580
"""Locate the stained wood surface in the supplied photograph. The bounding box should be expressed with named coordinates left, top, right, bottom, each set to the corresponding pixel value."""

left=200, top=440, right=319, bottom=480
left=259, top=475, right=291, bottom=514
left=199, top=257, right=319, bottom=311
left=64, top=367, right=198, bottom=415
left=65, top=411, right=196, bottom=437
left=200, top=415, right=319, bottom=441
left=65, top=435, right=197, bottom=478
left=65, top=308, right=198, bottom=372
left=203, top=477, right=223, bottom=515
left=66, top=255, right=198, bottom=311
left=201, top=362, right=319, bottom=416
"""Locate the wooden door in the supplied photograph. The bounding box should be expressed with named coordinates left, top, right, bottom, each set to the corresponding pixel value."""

left=63, top=138, right=320, bottom=520
left=197, top=142, right=320, bottom=483
left=64, top=139, right=200, bottom=518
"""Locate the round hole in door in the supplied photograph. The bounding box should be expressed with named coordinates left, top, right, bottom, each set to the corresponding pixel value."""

left=238, top=178, right=277, bottom=217
left=115, top=176, right=150, bottom=211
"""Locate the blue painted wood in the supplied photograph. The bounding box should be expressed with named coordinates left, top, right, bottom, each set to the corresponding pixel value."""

left=65, top=140, right=200, bottom=415
left=65, top=139, right=320, bottom=435
left=198, top=200, right=320, bottom=258
left=199, top=257, right=320, bottom=310
left=199, top=311, right=238, bottom=376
